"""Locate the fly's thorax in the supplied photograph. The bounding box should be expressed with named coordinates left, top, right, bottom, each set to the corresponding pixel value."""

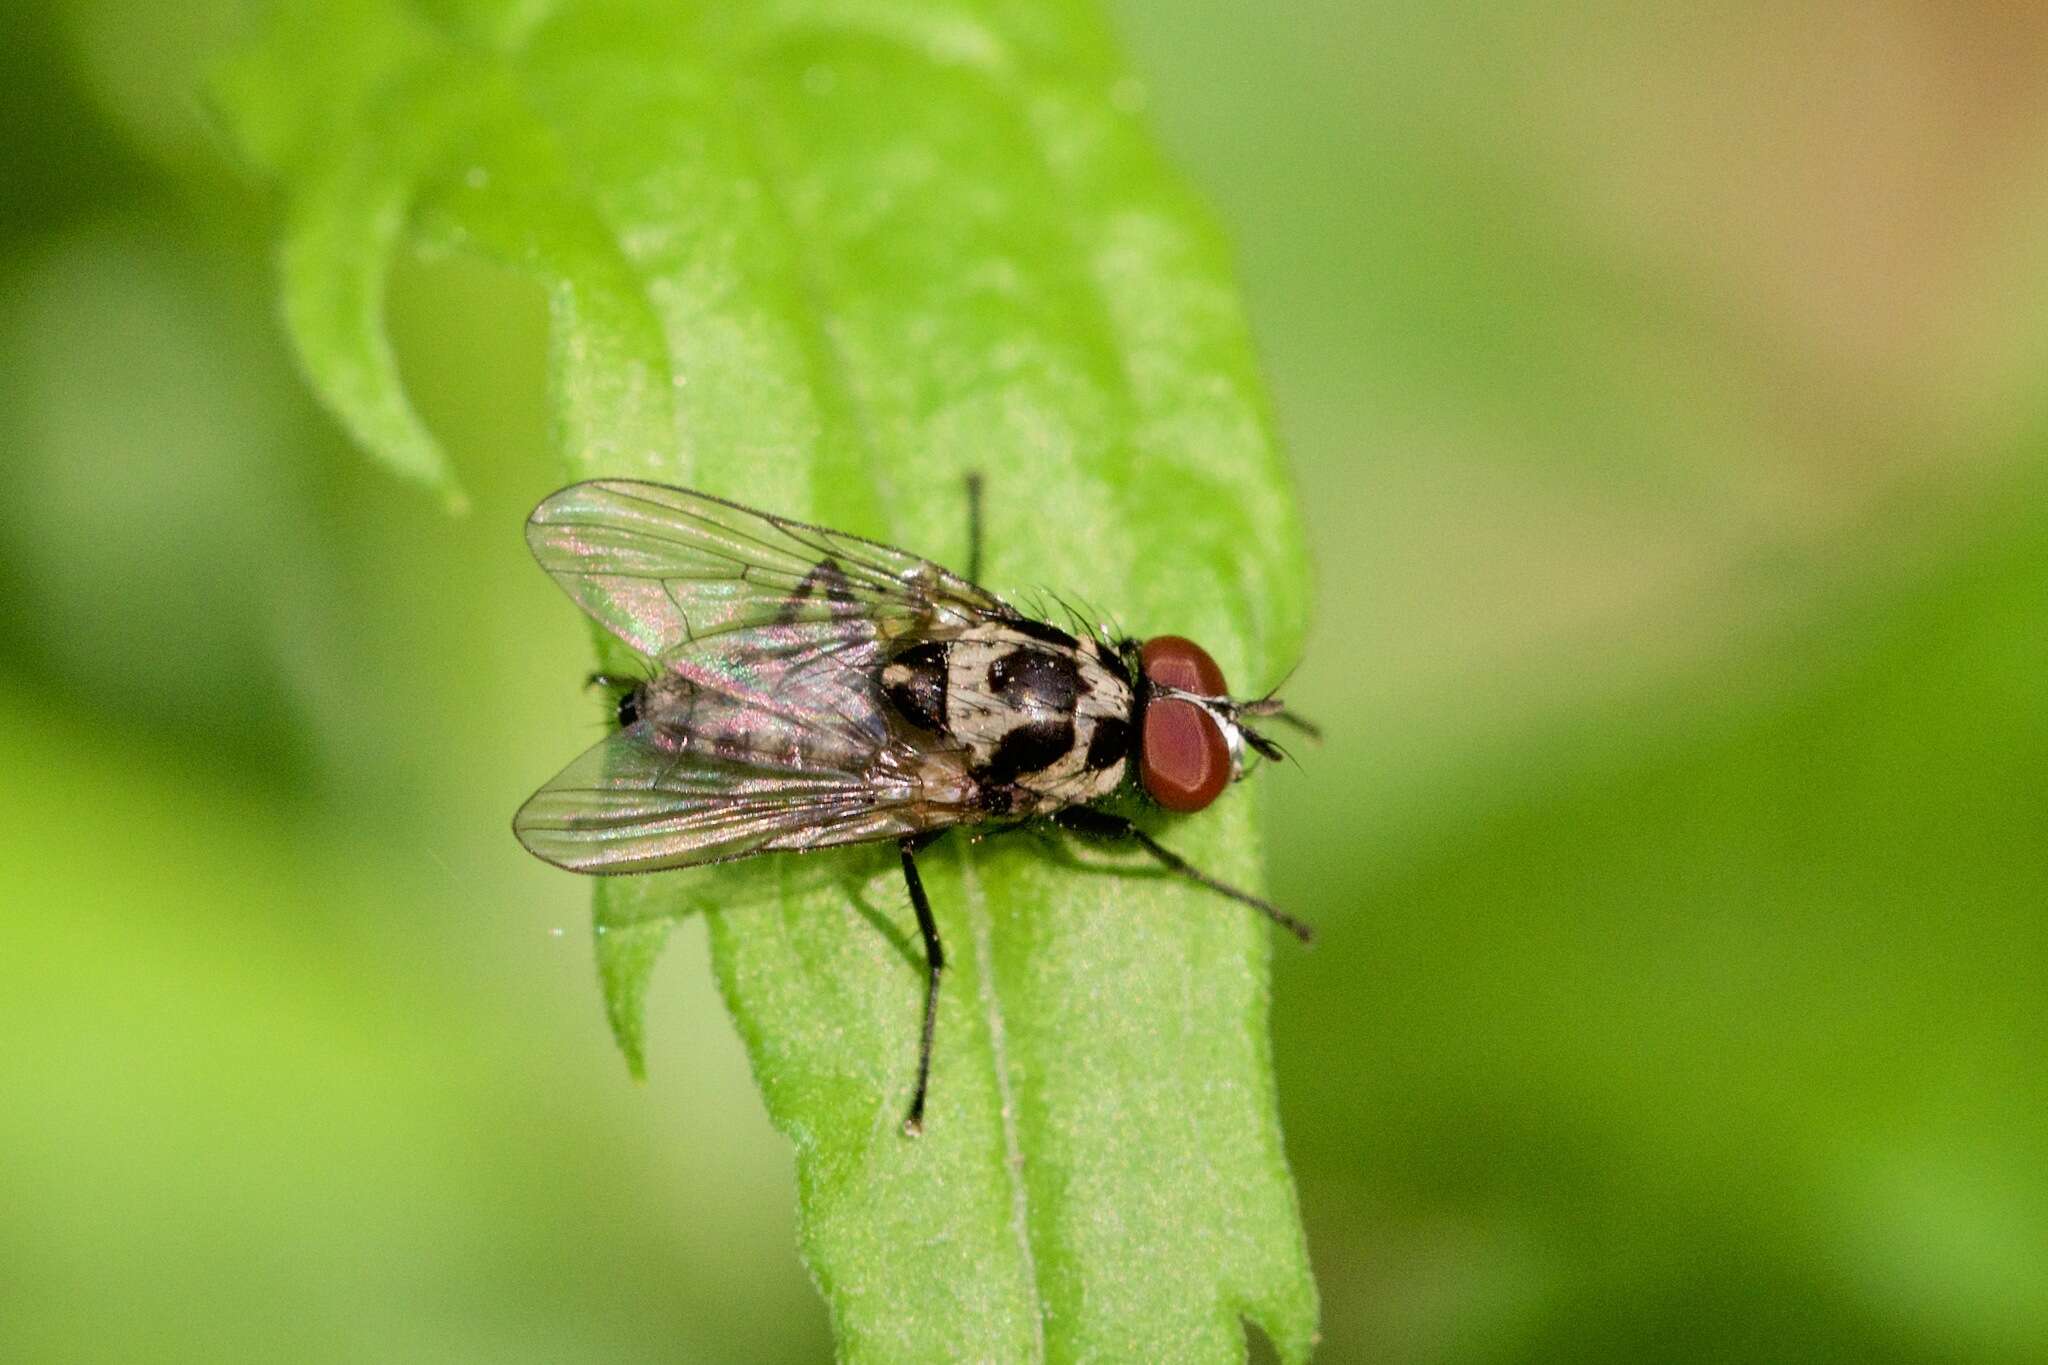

left=882, top=619, right=1135, bottom=811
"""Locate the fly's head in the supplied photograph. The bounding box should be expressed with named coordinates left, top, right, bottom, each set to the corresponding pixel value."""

left=1130, top=635, right=1318, bottom=813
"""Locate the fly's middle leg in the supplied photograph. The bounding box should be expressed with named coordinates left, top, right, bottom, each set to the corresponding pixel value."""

left=898, top=834, right=946, bottom=1135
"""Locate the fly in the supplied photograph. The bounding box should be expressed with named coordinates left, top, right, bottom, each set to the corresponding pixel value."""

left=514, top=477, right=1317, bottom=1134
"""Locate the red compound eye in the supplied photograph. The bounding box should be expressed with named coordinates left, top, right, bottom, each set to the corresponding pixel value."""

left=1138, top=636, right=1232, bottom=812
left=1139, top=635, right=1227, bottom=697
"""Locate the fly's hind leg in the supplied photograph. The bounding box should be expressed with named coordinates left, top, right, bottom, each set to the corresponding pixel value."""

left=898, top=834, right=946, bottom=1135
left=1053, top=807, right=1316, bottom=944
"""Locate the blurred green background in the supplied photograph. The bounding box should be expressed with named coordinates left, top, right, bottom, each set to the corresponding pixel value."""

left=4, top=1, right=2043, bottom=1361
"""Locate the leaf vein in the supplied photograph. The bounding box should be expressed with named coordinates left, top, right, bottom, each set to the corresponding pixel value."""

left=961, top=848, right=1047, bottom=1362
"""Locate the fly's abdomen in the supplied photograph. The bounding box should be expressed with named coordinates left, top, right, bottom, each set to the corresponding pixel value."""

left=637, top=672, right=881, bottom=777
left=881, top=641, right=949, bottom=732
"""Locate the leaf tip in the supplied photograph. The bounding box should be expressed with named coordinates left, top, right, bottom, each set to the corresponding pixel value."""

left=592, top=886, right=679, bottom=1084
left=615, top=1033, right=650, bottom=1083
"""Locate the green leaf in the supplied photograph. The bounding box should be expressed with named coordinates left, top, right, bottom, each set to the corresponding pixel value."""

left=215, top=0, right=1318, bottom=1357
left=592, top=878, right=682, bottom=1082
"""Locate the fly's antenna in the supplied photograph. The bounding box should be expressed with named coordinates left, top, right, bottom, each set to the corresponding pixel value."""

left=1240, top=699, right=1322, bottom=743
left=1237, top=722, right=1296, bottom=766
left=1234, top=668, right=1322, bottom=746
left=1150, top=681, right=1312, bottom=771
left=1226, top=666, right=1318, bottom=765
left=1229, top=660, right=1321, bottom=743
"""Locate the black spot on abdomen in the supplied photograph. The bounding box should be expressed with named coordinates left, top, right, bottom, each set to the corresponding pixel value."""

left=982, top=719, right=1076, bottom=784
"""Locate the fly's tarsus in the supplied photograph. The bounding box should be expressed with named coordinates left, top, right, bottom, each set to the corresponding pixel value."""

left=898, top=834, right=946, bottom=1137
left=1054, top=806, right=1316, bottom=945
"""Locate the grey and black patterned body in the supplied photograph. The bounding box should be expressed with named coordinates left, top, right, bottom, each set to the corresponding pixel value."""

left=880, top=621, right=1134, bottom=818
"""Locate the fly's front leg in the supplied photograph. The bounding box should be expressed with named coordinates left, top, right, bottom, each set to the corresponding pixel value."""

left=1054, top=807, right=1316, bottom=944
left=898, top=835, right=946, bottom=1135
left=964, top=472, right=985, bottom=585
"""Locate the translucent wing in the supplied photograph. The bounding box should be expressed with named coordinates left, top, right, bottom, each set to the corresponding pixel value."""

left=518, top=481, right=997, bottom=871
left=514, top=704, right=972, bottom=875
left=525, top=480, right=1011, bottom=662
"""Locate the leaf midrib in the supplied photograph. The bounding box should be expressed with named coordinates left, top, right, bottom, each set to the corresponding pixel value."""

left=960, top=844, right=1050, bottom=1360
left=511, top=16, right=1070, bottom=1336
left=723, top=45, right=1059, bottom=1343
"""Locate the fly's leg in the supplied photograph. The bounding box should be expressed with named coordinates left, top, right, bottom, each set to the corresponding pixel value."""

left=898, top=835, right=946, bottom=1135
left=1054, top=808, right=1316, bottom=944
left=964, top=472, right=985, bottom=585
